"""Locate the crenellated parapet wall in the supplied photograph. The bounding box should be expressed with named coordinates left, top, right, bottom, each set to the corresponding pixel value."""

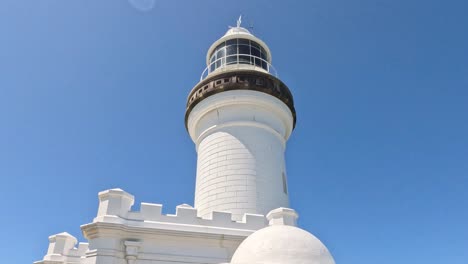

left=36, top=188, right=277, bottom=264
left=35, top=188, right=299, bottom=264
left=91, top=188, right=267, bottom=233
left=80, top=188, right=269, bottom=264
left=34, top=232, right=88, bottom=264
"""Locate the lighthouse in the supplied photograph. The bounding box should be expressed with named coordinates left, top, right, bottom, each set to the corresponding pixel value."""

left=36, top=19, right=336, bottom=264
left=185, top=20, right=296, bottom=220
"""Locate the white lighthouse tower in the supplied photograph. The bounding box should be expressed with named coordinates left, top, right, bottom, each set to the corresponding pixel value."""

left=186, top=20, right=296, bottom=220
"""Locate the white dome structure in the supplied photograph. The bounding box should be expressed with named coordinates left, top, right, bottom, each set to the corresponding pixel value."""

left=231, top=208, right=335, bottom=264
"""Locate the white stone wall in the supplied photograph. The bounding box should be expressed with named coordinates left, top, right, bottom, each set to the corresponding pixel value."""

left=35, top=189, right=335, bottom=264
left=195, top=125, right=289, bottom=220
left=36, top=188, right=267, bottom=264
left=187, top=90, right=294, bottom=220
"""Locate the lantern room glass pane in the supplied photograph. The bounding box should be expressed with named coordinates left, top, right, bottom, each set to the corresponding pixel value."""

left=238, top=45, right=250, bottom=55
left=226, top=39, right=237, bottom=46
left=208, top=38, right=270, bottom=72
left=216, top=48, right=225, bottom=59
left=226, top=54, right=237, bottom=65
left=226, top=45, right=237, bottom=56
left=254, top=58, right=262, bottom=67
left=239, top=55, right=251, bottom=64
left=251, top=41, right=260, bottom=50
left=238, top=39, right=249, bottom=45
left=251, top=47, right=260, bottom=58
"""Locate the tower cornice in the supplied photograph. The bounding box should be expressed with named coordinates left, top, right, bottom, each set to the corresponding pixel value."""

left=185, top=69, right=296, bottom=131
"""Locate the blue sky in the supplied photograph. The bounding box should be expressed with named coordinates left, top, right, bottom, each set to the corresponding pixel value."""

left=1, top=0, right=467, bottom=263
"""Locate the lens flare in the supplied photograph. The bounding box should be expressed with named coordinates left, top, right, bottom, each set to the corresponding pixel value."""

left=128, top=0, right=156, bottom=12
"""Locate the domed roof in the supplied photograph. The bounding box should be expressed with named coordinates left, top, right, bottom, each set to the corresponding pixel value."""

left=230, top=208, right=335, bottom=264
left=223, top=26, right=252, bottom=37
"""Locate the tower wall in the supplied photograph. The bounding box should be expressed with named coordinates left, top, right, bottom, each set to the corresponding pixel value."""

left=187, top=90, right=294, bottom=220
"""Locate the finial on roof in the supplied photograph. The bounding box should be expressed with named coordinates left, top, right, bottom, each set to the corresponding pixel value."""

left=237, top=15, right=242, bottom=28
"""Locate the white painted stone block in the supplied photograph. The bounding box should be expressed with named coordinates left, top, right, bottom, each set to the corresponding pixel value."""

left=267, top=207, right=298, bottom=226
left=241, top=213, right=267, bottom=229
left=140, top=202, right=163, bottom=222
left=175, top=204, right=198, bottom=221
left=45, top=232, right=77, bottom=260
left=209, top=211, right=234, bottom=225
left=97, top=188, right=134, bottom=218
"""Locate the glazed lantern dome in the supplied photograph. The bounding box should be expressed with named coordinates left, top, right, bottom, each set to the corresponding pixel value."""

left=201, top=26, right=275, bottom=80
left=230, top=208, right=336, bottom=264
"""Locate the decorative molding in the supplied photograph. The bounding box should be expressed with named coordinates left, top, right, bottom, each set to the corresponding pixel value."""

left=124, top=241, right=141, bottom=264
left=185, top=69, right=296, bottom=130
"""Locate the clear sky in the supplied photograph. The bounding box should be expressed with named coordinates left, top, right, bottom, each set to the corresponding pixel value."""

left=1, top=0, right=467, bottom=263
